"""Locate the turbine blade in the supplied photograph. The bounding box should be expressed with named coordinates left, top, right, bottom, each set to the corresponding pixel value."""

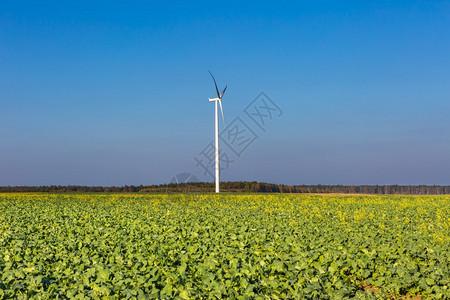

left=208, top=71, right=220, bottom=98
left=219, top=99, right=225, bottom=127
left=220, top=85, right=227, bottom=99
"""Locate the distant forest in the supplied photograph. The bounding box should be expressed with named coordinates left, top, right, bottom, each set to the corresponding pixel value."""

left=1, top=182, right=450, bottom=194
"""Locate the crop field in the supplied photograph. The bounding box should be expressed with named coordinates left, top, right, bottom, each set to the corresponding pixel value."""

left=0, top=194, right=449, bottom=299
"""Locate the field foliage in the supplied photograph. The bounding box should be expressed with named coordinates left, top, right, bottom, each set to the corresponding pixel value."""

left=0, top=193, right=449, bottom=299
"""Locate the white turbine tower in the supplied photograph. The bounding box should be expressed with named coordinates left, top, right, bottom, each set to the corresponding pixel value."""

left=208, top=71, right=227, bottom=193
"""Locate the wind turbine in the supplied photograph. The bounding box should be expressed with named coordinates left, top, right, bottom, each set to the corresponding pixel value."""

left=208, top=71, right=227, bottom=193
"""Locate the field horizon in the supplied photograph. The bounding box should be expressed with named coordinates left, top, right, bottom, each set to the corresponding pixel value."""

left=2, top=182, right=450, bottom=195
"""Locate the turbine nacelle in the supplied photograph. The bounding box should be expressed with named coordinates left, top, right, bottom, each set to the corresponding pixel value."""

left=208, top=71, right=226, bottom=127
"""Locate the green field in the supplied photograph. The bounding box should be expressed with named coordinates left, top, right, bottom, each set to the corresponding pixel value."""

left=0, top=193, right=449, bottom=299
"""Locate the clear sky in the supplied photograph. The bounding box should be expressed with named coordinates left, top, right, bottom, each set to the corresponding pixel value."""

left=1, top=1, right=449, bottom=186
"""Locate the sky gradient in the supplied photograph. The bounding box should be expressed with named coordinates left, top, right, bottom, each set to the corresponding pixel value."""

left=1, top=1, right=449, bottom=186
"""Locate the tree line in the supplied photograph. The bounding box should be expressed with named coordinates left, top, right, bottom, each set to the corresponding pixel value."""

left=1, top=182, right=450, bottom=194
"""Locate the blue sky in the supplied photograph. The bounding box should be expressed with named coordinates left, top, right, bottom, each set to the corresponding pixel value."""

left=1, top=1, right=449, bottom=186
